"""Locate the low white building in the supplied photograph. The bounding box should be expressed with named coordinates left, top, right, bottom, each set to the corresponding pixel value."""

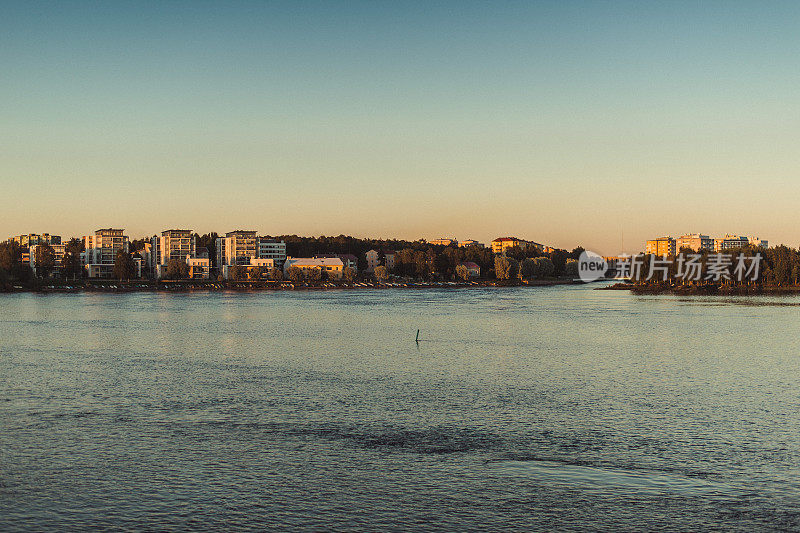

left=284, top=257, right=344, bottom=280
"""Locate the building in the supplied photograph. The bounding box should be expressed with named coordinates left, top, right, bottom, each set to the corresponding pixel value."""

left=430, top=238, right=456, bottom=246
left=676, top=234, right=713, bottom=252
left=458, top=239, right=484, bottom=248
left=10, top=233, right=62, bottom=265
left=258, top=238, right=287, bottom=267
left=748, top=237, right=768, bottom=248
left=315, top=254, right=358, bottom=272
left=29, top=243, right=66, bottom=277
left=365, top=249, right=396, bottom=272
left=460, top=261, right=481, bottom=278
left=187, top=257, right=211, bottom=279
left=10, top=233, right=61, bottom=247
left=714, top=235, right=750, bottom=252
left=645, top=237, right=676, bottom=256
left=151, top=229, right=196, bottom=279
left=84, top=228, right=130, bottom=278
left=216, top=230, right=257, bottom=267
left=221, top=258, right=274, bottom=280
left=491, top=237, right=529, bottom=255
left=284, top=257, right=344, bottom=280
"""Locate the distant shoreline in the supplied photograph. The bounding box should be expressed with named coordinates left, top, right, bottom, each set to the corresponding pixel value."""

left=1, top=278, right=582, bottom=294
left=600, top=282, right=800, bottom=296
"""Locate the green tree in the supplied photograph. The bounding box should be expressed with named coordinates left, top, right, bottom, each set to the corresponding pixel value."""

left=34, top=243, right=56, bottom=278
left=564, top=259, right=579, bottom=277
left=269, top=267, right=283, bottom=281
left=308, top=267, right=323, bottom=282
left=519, top=258, right=536, bottom=279
left=343, top=266, right=356, bottom=282
left=534, top=257, right=555, bottom=278
left=495, top=256, right=511, bottom=280
left=61, top=238, right=84, bottom=279
left=248, top=266, right=266, bottom=281
left=374, top=265, right=389, bottom=281
left=165, top=258, right=189, bottom=280
left=455, top=264, right=469, bottom=281
left=228, top=264, right=247, bottom=281
left=113, top=250, right=137, bottom=280
left=287, top=266, right=303, bottom=283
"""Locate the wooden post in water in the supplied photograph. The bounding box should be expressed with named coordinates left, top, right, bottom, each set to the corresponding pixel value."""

left=415, top=329, right=420, bottom=343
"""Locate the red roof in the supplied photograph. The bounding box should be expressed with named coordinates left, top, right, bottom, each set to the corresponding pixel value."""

left=461, top=262, right=480, bottom=269
left=492, top=237, right=521, bottom=242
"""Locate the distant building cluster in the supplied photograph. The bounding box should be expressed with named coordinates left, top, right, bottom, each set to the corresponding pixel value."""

left=7, top=229, right=558, bottom=282
left=645, top=233, right=768, bottom=255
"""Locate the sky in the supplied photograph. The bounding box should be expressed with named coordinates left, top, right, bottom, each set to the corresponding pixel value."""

left=2, top=1, right=800, bottom=255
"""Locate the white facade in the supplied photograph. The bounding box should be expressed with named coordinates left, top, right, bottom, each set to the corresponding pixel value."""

left=284, top=257, right=344, bottom=280
left=84, top=228, right=130, bottom=278
left=258, top=238, right=287, bottom=266
left=151, top=229, right=196, bottom=279
left=216, top=230, right=258, bottom=267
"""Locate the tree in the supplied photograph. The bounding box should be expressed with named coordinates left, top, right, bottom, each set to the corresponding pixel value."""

left=505, top=245, right=526, bottom=261
left=519, top=258, right=536, bottom=279
left=165, top=258, right=189, bottom=280
left=269, top=267, right=283, bottom=281
left=228, top=264, right=246, bottom=281
left=455, top=264, right=469, bottom=281
left=343, top=266, right=356, bottom=282
left=287, top=266, right=303, bottom=283
left=534, top=257, right=555, bottom=278
left=113, top=250, right=137, bottom=280
left=249, top=266, right=266, bottom=281
left=34, top=243, right=56, bottom=278
left=495, top=256, right=511, bottom=280
left=374, top=265, right=389, bottom=281
left=61, top=238, right=84, bottom=279
left=564, top=259, right=579, bottom=277
left=308, top=267, right=323, bottom=282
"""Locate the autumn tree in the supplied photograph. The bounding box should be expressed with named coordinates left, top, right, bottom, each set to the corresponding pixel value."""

left=455, top=264, right=469, bottom=281
left=374, top=265, right=389, bottom=281
left=287, top=266, right=303, bottom=283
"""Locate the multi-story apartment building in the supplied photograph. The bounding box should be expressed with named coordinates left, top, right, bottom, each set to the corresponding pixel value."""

left=491, top=237, right=529, bottom=255
left=676, top=233, right=713, bottom=252
left=748, top=237, right=769, bottom=248
left=10, top=233, right=62, bottom=264
left=84, top=228, right=130, bottom=278
left=10, top=233, right=61, bottom=247
left=29, top=243, right=66, bottom=277
left=365, top=249, right=396, bottom=272
left=714, top=235, right=750, bottom=252
left=258, top=237, right=287, bottom=267
left=151, top=229, right=196, bottom=279
left=187, top=257, right=211, bottom=279
left=430, top=238, right=456, bottom=246
left=458, top=239, right=484, bottom=248
left=645, top=237, right=676, bottom=256
left=216, top=230, right=258, bottom=267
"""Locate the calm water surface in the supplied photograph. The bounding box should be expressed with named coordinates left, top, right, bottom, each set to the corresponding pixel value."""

left=2, top=285, right=800, bottom=531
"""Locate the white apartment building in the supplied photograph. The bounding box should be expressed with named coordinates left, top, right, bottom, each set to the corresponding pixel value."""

left=430, top=238, right=456, bottom=246
left=151, top=229, right=196, bottom=279
left=676, top=233, right=714, bottom=252
left=365, top=249, right=395, bottom=272
left=29, top=243, right=66, bottom=277
left=258, top=238, right=287, bottom=266
left=84, top=228, right=130, bottom=278
left=216, top=230, right=258, bottom=267
left=458, top=239, right=484, bottom=248
left=714, top=235, right=750, bottom=252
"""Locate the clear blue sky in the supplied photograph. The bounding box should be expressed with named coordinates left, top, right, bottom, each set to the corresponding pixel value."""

left=3, top=1, right=799, bottom=254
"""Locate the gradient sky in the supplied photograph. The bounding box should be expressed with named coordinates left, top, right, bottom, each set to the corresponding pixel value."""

left=3, top=1, right=800, bottom=254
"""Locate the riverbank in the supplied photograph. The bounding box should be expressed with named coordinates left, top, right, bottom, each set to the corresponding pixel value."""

left=1, top=277, right=582, bottom=293
left=599, top=282, right=800, bottom=296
